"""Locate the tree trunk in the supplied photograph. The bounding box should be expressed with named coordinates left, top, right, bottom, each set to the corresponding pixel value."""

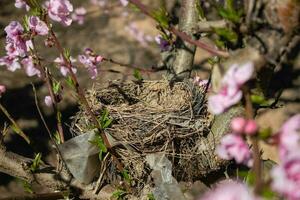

left=169, top=0, right=198, bottom=81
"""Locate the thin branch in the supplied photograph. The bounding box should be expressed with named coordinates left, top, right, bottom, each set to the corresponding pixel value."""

left=0, top=103, right=30, bottom=144
left=44, top=20, right=124, bottom=172
left=244, top=87, right=262, bottom=194
left=102, top=57, right=155, bottom=74
left=30, top=39, right=65, bottom=143
left=128, top=0, right=229, bottom=58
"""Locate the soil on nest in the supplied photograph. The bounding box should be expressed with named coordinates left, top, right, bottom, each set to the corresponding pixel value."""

left=72, top=80, right=226, bottom=190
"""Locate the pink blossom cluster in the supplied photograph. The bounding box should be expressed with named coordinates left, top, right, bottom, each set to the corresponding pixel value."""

left=78, top=48, right=104, bottom=79
left=45, top=0, right=73, bottom=26
left=125, top=23, right=154, bottom=47
left=271, top=114, right=300, bottom=200
left=54, top=56, right=77, bottom=77
left=199, top=180, right=259, bottom=200
left=216, top=117, right=257, bottom=167
left=71, top=7, right=87, bottom=25
left=208, top=62, right=254, bottom=115
left=0, top=17, right=48, bottom=77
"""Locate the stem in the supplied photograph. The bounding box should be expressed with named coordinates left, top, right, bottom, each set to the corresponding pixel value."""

left=0, top=103, right=30, bottom=144
left=103, top=57, right=155, bottom=73
left=128, top=0, right=229, bottom=58
left=30, top=38, right=65, bottom=143
left=46, top=24, right=124, bottom=172
left=244, top=88, right=262, bottom=194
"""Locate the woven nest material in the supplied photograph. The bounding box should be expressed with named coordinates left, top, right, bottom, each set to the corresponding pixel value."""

left=72, top=80, right=226, bottom=187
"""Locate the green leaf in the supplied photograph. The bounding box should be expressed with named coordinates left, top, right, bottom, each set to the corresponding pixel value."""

left=112, top=189, right=127, bottom=200
left=65, top=76, right=75, bottom=89
left=89, top=134, right=107, bottom=161
left=63, top=49, right=71, bottom=61
left=216, top=0, right=243, bottom=24
left=98, top=142, right=107, bottom=153
left=225, top=0, right=235, bottom=11
left=121, top=169, right=131, bottom=184
left=22, top=180, right=33, bottom=194
left=133, top=69, right=143, bottom=81
left=22, top=16, right=30, bottom=32
left=196, top=1, right=205, bottom=20
left=53, top=131, right=62, bottom=144
left=147, top=193, right=155, bottom=200
left=100, top=108, right=113, bottom=129
left=214, top=39, right=225, bottom=49
left=261, top=186, right=277, bottom=199
left=10, top=124, right=30, bottom=144
left=214, top=28, right=238, bottom=44
left=151, top=8, right=169, bottom=29
left=250, top=94, right=270, bottom=106
left=237, top=169, right=254, bottom=185
left=53, top=81, right=61, bottom=94
left=30, top=153, right=42, bottom=172
left=245, top=171, right=255, bottom=186
left=207, top=56, right=220, bottom=65
left=99, top=150, right=103, bottom=161
left=258, top=127, right=272, bottom=140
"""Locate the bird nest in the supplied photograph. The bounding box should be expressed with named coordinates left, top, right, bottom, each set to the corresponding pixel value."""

left=72, top=80, right=226, bottom=188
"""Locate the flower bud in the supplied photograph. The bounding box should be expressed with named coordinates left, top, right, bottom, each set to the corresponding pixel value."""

left=44, top=95, right=53, bottom=107
left=244, top=120, right=258, bottom=135
left=0, top=85, right=6, bottom=97
left=231, top=117, right=247, bottom=134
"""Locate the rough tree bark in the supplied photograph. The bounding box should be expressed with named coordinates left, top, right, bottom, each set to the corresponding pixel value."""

left=168, top=0, right=198, bottom=81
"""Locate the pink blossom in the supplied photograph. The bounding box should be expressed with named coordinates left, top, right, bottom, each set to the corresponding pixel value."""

left=28, top=16, right=49, bottom=36
left=44, top=95, right=53, bottom=107
left=45, top=0, right=73, bottom=26
left=54, top=56, right=77, bottom=77
left=0, top=56, right=21, bottom=72
left=208, top=62, right=254, bottom=115
left=216, top=134, right=253, bottom=167
left=71, top=7, right=87, bottom=25
left=271, top=153, right=300, bottom=200
left=78, top=48, right=103, bottom=79
left=199, top=180, right=259, bottom=200
left=14, top=0, right=30, bottom=11
left=21, top=57, right=41, bottom=77
left=4, top=21, right=24, bottom=40
left=278, top=114, right=300, bottom=159
left=119, top=0, right=129, bottom=6
left=194, top=76, right=210, bottom=89
left=155, top=35, right=170, bottom=51
left=4, top=21, right=33, bottom=58
left=0, top=85, right=6, bottom=97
